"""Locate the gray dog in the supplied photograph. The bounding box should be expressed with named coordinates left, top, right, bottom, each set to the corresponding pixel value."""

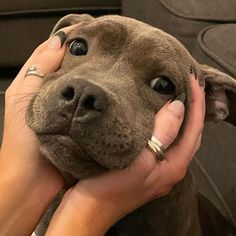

left=27, top=14, right=236, bottom=235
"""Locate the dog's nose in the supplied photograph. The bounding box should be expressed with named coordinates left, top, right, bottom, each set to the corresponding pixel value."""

left=60, top=81, right=107, bottom=122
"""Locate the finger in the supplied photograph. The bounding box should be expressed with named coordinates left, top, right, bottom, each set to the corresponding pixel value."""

left=150, top=186, right=173, bottom=200
left=194, top=133, right=202, bottom=154
left=135, top=98, right=185, bottom=174
left=4, top=33, right=66, bottom=109
left=18, top=32, right=66, bottom=84
left=152, top=97, right=185, bottom=148
left=175, top=74, right=205, bottom=160
left=14, top=24, right=78, bottom=84
left=165, top=74, right=205, bottom=180
left=7, top=24, right=80, bottom=95
left=23, top=25, right=79, bottom=75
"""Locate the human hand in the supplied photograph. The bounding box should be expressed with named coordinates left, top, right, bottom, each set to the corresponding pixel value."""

left=0, top=27, right=74, bottom=236
left=0, top=28, right=83, bottom=185
left=46, top=73, right=205, bottom=235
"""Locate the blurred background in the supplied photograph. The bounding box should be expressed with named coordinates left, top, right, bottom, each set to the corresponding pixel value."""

left=0, top=0, right=235, bottom=232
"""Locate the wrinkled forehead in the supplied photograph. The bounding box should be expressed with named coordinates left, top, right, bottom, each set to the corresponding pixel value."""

left=66, top=16, right=129, bottom=44
left=65, top=15, right=192, bottom=79
left=66, top=15, right=172, bottom=51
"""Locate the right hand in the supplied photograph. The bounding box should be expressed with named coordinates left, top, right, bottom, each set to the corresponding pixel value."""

left=46, top=73, right=205, bottom=236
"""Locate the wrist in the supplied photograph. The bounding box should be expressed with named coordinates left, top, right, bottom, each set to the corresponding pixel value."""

left=0, top=152, right=64, bottom=235
left=46, top=187, right=119, bottom=236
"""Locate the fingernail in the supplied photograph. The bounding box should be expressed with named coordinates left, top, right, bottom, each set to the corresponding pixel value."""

left=190, top=66, right=205, bottom=88
left=190, top=66, right=194, bottom=74
left=190, top=66, right=198, bottom=80
left=48, top=31, right=66, bottom=50
left=175, top=93, right=186, bottom=104
left=199, top=79, right=205, bottom=89
left=167, top=100, right=185, bottom=118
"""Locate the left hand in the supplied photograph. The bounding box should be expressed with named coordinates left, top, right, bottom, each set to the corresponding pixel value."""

left=1, top=34, right=66, bottom=180
left=0, top=27, right=75, bottom=236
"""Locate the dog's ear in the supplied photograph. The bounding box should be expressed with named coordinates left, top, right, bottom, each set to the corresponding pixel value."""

left=51, top=14, right=94, bottom=35
left=200, top=65, right=236, bottom=126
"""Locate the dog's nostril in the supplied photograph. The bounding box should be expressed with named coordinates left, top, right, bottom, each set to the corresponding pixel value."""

left=61, top=86, right=75, bottom=101
left=83, top=96, right=95, bottom=110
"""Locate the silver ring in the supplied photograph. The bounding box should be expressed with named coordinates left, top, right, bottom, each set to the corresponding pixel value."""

left=25, top=65, right=45, bottom=79
left=147, top=136, right=166, bottom=161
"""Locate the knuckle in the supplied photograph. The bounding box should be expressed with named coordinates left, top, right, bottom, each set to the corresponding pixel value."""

left=155, top=113, right=181, bottom=147
left=163, top=187, right=173, bottom=196
left=178, top=142, right=192, bottom=156
left=160, top=129, right=177, bottom=146
left=195, top=123, right=204, bottom=141
left=149, top=186, right=173, bottom=200
left=173, top=164, right=187, bottom=182
left=196, top=139, right=202, bottom=151
left=196, top=116, right=204, bottom=132
left=33, top=42, right=46, bottom=54
left=199, top=122, right=204, bottom=133
left=178, top=168, right=187, bottom=181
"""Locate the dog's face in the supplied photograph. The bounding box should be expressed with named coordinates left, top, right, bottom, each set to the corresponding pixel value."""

left=27, top=14, right=236, bottom=180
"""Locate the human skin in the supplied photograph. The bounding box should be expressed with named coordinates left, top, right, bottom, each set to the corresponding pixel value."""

left=0, top=27, right=204, bottom=236
left=0, top=29, right=71, bottom=236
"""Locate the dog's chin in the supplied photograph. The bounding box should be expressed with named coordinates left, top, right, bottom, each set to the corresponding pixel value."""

left=37, top=133, right=137, bottom=180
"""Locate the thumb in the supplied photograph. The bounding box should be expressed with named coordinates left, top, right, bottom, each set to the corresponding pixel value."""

left=152, top=93, right=185, bottom=149
left=135, top=95, right=185, bottom=172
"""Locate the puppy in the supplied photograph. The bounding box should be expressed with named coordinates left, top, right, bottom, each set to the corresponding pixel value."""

left=27, top=14, right=236, bottom=235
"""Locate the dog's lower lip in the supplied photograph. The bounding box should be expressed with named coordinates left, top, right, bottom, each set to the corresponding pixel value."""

left=36, top=131, right=70, bottom=136
left=37, top=133, right=73, bottom=143
left=37, top=132, right=62, bottom=135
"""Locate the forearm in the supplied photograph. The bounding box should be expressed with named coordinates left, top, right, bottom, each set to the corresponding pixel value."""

left=46, top=188, right=117, bottom=236
left=0, top=154, right=64, bottom=236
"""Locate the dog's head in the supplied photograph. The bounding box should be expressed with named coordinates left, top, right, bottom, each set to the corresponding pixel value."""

left=27, top=14, right=236, bottom=180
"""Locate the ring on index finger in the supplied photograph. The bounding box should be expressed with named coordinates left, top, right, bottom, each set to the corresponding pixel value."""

left=25, top=65, right=45, bottom=79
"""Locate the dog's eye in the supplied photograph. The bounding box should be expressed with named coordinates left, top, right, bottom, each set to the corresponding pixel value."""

left=150, top=76, right=175, bottom=95
left=69, top=39, right=87, bottom=56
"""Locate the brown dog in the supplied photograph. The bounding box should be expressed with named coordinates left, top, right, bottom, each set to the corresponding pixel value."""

left=27, top=14, right=236, bottom=235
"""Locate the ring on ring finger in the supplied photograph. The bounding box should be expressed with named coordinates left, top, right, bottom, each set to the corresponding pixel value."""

left=147, top=136, right=166, bottom=161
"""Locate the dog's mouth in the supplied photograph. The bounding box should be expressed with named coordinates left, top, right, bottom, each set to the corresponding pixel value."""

left=26, top=74, right=155, bottom=179
left=36, top=115, right=136, bottom=179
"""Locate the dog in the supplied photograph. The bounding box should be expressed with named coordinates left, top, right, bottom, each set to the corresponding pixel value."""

left=26, top=14, right=236, bottom=235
